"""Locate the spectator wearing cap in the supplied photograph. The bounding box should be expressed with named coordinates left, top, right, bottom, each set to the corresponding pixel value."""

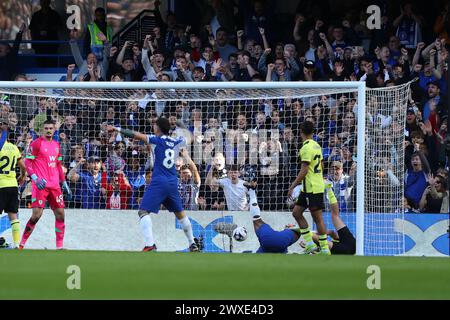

left=302, top=59, right=321, bottom=81
left=67, top=156, right=106, bottom=209
left=178, top=148, right=201, bottom=210
left=327, top=160, right=356, bottom=213
left=115, top=41, right=141, bottom=81
left=101, top=169, right=132, bottom=210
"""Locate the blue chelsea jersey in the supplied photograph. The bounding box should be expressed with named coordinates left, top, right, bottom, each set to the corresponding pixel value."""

left=147, top=135, right=185, bottom=182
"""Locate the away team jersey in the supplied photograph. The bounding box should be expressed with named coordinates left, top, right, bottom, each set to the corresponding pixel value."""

left=147, top=135, right=185, bottom=183
left=0, top=142, right=21, bottom=188
left=26, top=137, right=63, bottom=189
left=299, top=139, right=325, bottom=194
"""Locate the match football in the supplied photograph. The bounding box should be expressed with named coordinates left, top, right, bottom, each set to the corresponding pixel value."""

left=0, top=0, right=449, bottom=307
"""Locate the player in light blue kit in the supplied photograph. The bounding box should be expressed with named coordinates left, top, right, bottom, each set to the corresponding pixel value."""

left=106, top=117, right=198, bottom=252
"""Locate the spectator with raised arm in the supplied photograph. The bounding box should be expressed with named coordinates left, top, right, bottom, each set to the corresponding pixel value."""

left=83, top=7, right=112, bottom=60
left=101, top=169, right=132, bottom=210
left=69, top=29, right=110, bottom=81
left=393, top=2, right=423, bottom=49
left=0, top=23, right=25, bottom=81
left=67, top=156, right=106, bottom=209
left=29, top=0, right=63, bottom=67
left=178, top=148, right=201, bottom=210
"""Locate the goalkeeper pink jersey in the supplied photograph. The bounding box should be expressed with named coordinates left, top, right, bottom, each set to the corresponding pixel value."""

left=26, top=137, right=64, bottom=189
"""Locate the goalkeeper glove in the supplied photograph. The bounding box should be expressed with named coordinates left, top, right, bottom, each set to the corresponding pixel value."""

left=31, top=174, right=46, bottom=190
left=62, top=181, right=72, bottom=200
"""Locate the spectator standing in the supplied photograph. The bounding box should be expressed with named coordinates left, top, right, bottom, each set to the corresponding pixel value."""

left=393, top=2, right=423, bottom=49
left=206, top=164, right=249, bottom=211
left=29, top=0, right=63, bottom=67
left=67, top=156, right=106, bottom=209
left=178, top=148, right=201, bottom=210
left=101, top=170, right=132, bottom=210
left=0, top=23, right=25, bottom=81
left=405, top=152, right=430, bottom=211
left=84, top=7, right=112, bottom=60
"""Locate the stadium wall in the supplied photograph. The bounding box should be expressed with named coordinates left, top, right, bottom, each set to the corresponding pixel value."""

left=0, top=210, right=448, bottom=256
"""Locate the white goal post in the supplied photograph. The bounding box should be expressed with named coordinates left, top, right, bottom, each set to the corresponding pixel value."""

left=0, top=80, right=412, bottom=256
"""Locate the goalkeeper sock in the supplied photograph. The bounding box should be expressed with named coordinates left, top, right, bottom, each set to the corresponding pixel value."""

left=20, top=219, right=37, bottom=247
left=10, top=219, right=20, bottom=247
left=248, top=189, right=261, bottom=220
left=248, top=189, right=258, bottom=205
left=300, top=228, right=314, bottom=247
left=318, top=234, right=330, bottom=252
left=179, top=216, right=195, bottom=246
left=140, top=215, right=155, bottom=247
left=55, top=219, right=65, bottom=249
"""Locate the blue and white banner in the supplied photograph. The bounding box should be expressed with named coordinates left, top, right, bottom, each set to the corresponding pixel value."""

left=0, top=210, right=448, bottom=256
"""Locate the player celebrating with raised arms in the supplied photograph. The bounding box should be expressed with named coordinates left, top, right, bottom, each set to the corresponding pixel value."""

left=287, top=121, right=330, bottom=255
left=20, top=119, right=72, bottom=250
left=106, top=117, right=199, bottom=252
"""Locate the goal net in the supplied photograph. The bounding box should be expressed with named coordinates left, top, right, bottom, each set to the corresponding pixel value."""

left=0, top=81, right=411, bottom=255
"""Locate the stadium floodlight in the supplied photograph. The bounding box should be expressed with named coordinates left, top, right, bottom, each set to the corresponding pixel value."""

left=0, top=80, right=412, bottom=255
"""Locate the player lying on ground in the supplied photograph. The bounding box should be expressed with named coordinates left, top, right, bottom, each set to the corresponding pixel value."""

left=298, top=181, right=356, bottom=254
left=249, top=180, right=345, bottom=254
left=288, top=121, right=330, bottom=255
left=20, top=119, right=72, bottom=250
left=106, top=117, right=199, bottom=252
left=0, top=117, right=26, bottom=248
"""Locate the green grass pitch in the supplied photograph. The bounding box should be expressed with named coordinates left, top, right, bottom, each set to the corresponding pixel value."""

left=1, top=250, right=449, bottom=299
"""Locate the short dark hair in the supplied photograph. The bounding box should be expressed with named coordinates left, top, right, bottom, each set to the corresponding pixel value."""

left=95, top=7, right=106, bottom=14
left=156, top=117, right=171, bottom=135
left=43, top=119, right=55, bottom=126
left=229, top=164, right=239, bottom=172
left=216, top=27, right=228, bottom=35
left=300, top=120, right=315, bottom=135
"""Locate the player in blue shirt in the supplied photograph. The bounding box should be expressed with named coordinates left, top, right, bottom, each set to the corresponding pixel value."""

left=106, top=117, right=198, bottom=252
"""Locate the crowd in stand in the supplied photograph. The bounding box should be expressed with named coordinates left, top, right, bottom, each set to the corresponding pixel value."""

left=0, top=0, right=449, bottom=213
